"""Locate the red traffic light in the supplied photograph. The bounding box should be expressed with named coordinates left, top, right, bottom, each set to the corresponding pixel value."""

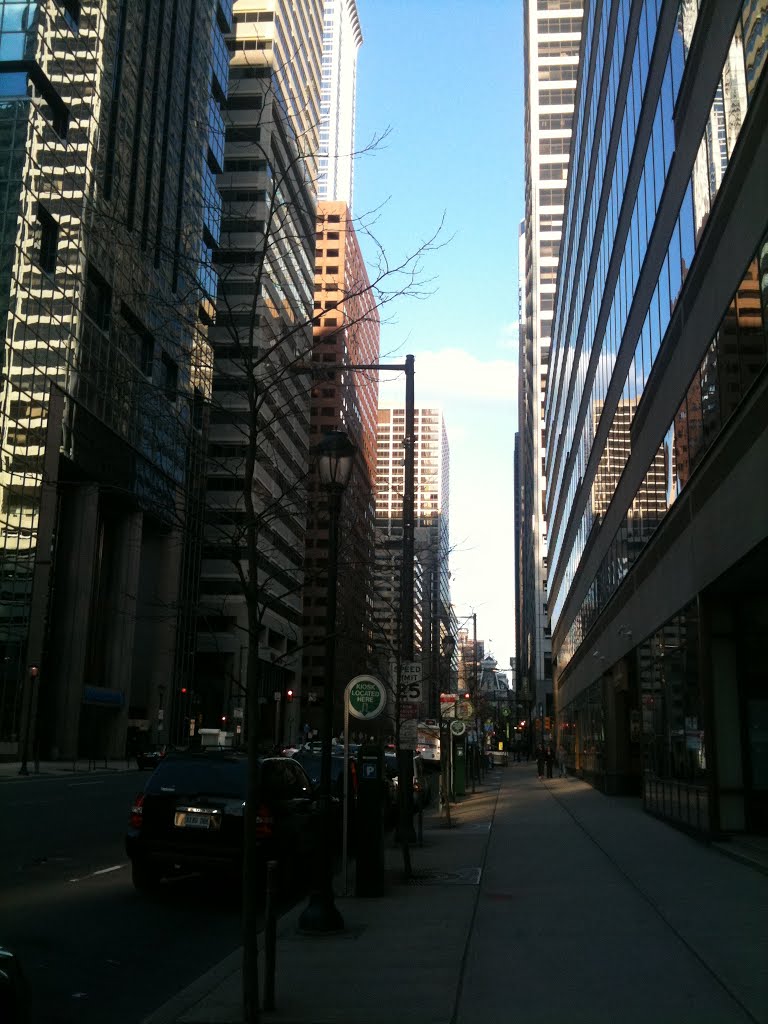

left=286, top=689, right=294, bottom=702
left=180, top=687, right=188, bottom=695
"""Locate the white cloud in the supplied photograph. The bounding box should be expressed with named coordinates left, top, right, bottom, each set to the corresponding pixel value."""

left=376, top=344, right=519, bottom=659
left=378, top=347, right=517, bottom=405
left=498, top=321, right=520, bottom=352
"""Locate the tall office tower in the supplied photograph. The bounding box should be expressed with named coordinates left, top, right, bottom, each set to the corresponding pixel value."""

left=545, top=2, right=768, bottom=838
left=317, top=0, right=362, bottom=207
left=196, top=0, right=323, bottom=745
left=374, top=404, right=451, bottom=717
left=302, top=199, right=379, bottom=728
left=519, top=1, right=584, bottom=738
left=0, top=0, right=230, bottom=761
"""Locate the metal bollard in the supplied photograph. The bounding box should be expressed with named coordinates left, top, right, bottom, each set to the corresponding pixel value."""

left=263, top=860, right=278, bottom=1011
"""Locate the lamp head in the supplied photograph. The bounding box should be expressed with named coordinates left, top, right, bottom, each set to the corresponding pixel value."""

left=315, top=430, right=356, bottom=492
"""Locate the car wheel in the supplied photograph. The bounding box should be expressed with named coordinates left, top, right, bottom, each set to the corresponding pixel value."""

left=131, top=860, right=161, bottom=893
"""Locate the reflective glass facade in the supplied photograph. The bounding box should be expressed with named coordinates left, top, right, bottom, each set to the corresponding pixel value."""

left=546, top=0, right=768, bottom=833
left=0, top=0, right=227, bottom=758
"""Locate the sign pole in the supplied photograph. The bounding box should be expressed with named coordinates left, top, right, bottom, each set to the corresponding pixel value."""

left=343, top=675, right=387, bottom=896
left=342, top=698, right=350, bottom=896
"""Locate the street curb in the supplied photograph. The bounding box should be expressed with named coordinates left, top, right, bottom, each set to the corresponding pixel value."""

left=141, top=948, right=242, bottom=1024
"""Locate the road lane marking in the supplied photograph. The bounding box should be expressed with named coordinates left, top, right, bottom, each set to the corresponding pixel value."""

left=68, top=781, right=105, bottom=788
left=69, top=864, right=126, bottom=883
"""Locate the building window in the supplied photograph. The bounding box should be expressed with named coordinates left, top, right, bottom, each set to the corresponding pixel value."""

left=37, top=204, right=58, bottom=275
left=141, top=335, right=154, bottom=377
left=161, top=352, right=178, bottom=401
left=60, top=0, right=80, bottom=30
left=84, top=263, right=112, bottom=332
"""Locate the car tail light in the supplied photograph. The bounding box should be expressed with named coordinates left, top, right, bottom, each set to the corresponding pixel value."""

left=254, top=803, right=274, bottom=839
left=129, top=793, right=145, bottom=830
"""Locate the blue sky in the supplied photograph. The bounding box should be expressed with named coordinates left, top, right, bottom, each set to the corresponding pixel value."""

left=352, top=0, right=525, bottom=663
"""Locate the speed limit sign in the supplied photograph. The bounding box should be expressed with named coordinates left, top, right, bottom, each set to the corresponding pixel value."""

left=398, top=662, right=423, bottom=703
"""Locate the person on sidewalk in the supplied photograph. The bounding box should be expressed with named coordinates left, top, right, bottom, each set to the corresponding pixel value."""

left=545, top=744, right=554, bottom=778
left=558, top=745, right=568, bottom=778
left=535, top=744, right=545, bottom=779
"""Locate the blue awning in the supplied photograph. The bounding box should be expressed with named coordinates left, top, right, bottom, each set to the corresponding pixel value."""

left=83, top=686, right=124, bottom=707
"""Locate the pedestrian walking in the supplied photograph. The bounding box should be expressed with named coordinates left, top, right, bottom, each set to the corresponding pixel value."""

left=545, top=744, right=554, bottom=778
left=558, top=744, right=568, bottom=778
left=535, top=743, right=545, bottom=779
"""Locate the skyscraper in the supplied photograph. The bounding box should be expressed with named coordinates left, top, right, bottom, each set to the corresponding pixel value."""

left=317, top=0, right=362, bottom=208
left=302, top=199, right=380, bottom=725
left=0, top=0, right=230, bottom=760
left=545, top=1, right=768, bottom=836
left=519, top=0, right=583, bottom=740
left=375, top=404, right=451, bottom=716
left=196, top=0, right=323, bottom=744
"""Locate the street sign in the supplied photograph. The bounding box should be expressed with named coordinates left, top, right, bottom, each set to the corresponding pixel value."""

left=398, top=661, right=422, bottom=703
left=346, top=675, right=387, bottom=721
left=456, top=699, right=473, bottom=720
left=399, top=718, right=418, bottom=748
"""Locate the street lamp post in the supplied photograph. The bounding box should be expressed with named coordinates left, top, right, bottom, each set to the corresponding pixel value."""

left=18, top=665, right=39, bottom=776
left=299, top=430, right=356, bottom=934
left=439, top=634, right=455, bottom=825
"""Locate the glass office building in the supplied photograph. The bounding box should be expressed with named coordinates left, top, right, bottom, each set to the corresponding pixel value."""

left=0, top=0, right=230, bottom=759
left=546, top=0, right=768, bottom=835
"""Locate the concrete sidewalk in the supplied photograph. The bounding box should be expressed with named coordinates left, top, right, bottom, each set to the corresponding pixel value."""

left=0, top=758, right=135, bottom=779
left=143, top=767, right=768, bottom=1024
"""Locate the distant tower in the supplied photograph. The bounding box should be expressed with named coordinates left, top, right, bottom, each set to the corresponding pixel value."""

left=303, top=201, right=380, bottom=725
left=375, top=405, right=451, bottom=715
left=519, top=0, right=583, bottom=728
left=317, top=0, right=363, bottom=209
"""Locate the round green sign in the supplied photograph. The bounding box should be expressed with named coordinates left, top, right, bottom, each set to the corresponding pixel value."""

left=346, top=675, right=386, bottom=721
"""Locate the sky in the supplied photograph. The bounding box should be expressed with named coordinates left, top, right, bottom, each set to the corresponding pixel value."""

left=352, top=0, right=526, bottom=666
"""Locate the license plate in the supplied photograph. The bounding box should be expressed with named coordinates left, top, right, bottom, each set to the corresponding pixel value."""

left=175, top=811, right=215, bottom=829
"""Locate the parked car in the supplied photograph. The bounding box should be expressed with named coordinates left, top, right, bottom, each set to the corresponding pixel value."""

left=125, top=751, right=315, bottom=892
left=135, top=744, right=179, bottom=771
left=291, top=749, right=356, bottom=844
left=384, top=751, right=432, bottom=814
left=0, top=947, right=30, bottom=1024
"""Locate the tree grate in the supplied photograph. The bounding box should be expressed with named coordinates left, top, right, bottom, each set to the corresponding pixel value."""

left=406, top=867, right=481, bottom=886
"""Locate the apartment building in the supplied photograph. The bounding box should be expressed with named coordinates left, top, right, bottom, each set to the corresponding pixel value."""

left=196, top=0, right=324, bottom=746
left=303, top=199, right=379, bottom=727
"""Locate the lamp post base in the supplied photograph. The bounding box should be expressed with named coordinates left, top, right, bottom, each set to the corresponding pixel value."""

left=297, top=802, right=344, bottom=935
left=297, top=891, right=344, bottom=934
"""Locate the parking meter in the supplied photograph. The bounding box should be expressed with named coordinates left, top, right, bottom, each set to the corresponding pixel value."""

left=453, top=733, right=467, bottom=796
left=355, top=743, right=386, bottom=896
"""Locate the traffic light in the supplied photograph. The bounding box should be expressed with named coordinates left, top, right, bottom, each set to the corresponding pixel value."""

left=180, top=686, right=188, bottom=695
left=286, top=689, right=294, bottom=703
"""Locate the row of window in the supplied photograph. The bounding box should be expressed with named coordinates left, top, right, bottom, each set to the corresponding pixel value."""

left=549, top=2, right=763, bottom=631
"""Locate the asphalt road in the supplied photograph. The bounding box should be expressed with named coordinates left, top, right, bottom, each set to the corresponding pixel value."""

left=0, top=770, right=242, bottom=1024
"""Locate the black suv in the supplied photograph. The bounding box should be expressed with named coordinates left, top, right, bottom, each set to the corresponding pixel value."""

left=125, top=751, right=314, bottom=892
